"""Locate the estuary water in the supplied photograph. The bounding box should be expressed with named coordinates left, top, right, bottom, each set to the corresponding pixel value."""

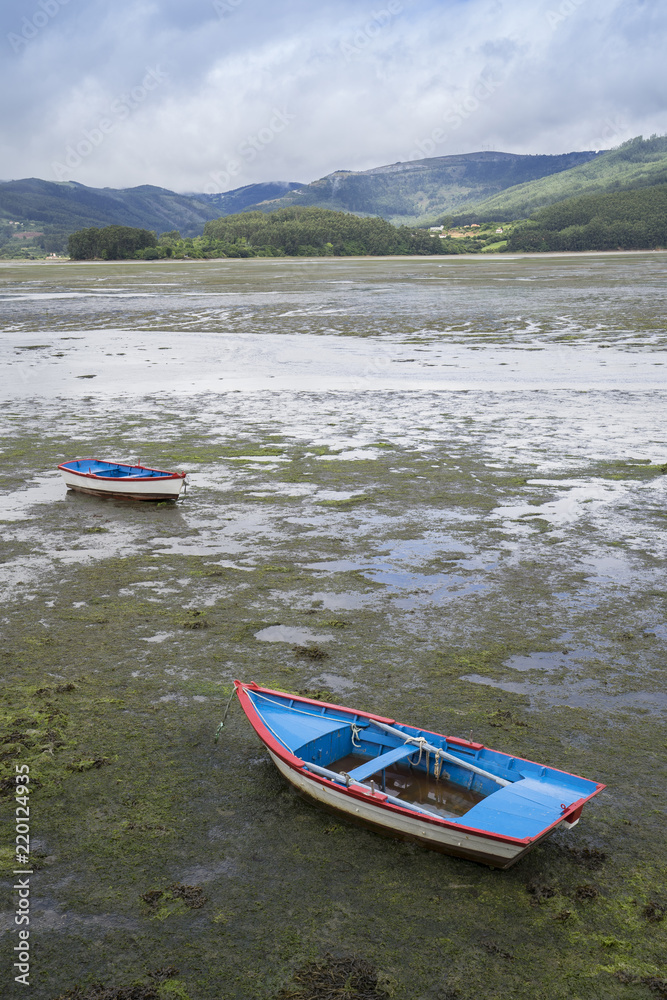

left=2, top=253, right=666, bottom=396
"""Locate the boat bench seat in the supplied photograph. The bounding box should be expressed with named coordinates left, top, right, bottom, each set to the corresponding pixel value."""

left=347, top=744, right=417, bottom=782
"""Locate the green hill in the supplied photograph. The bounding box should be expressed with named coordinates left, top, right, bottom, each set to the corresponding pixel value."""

left=67, top=207, right=478, bottom=259
left=505, top=183, right=667, bottom=252
left=201, top=206, right=459, bottom=256
left=239, top=150, right=599, bottom=224
left=451, top=135, right=667, bottom=222
left=60, top=187, right=667, bottom=260
left=5, top=138, right=667, bottom=260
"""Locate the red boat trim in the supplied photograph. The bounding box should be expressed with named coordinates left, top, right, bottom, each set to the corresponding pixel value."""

left=447, top=735, right=484, bottom=750
left=238, top=680, right=396, bottom=725
left=234, top=682, right=547, bottom=847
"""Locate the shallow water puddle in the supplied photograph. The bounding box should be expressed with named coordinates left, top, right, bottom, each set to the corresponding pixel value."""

left=303, top=535, right=492, bottom=605
left=254, top=624, right=335, bottom=644
left=461, top=672, right=667, bottom=713
left=504, top=649, right=595, bottom=672
left=305, top=671, right=357, bottom=693
left=491, top=479, right=630, bottom=527
left=0, top=473, right=65, bottom=520
left=277, top=589, right=375, bottom=610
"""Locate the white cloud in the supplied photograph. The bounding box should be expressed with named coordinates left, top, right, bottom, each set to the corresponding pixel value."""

left=0, top=0, right=665, bottom=190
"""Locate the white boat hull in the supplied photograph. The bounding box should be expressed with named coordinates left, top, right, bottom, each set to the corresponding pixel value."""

left=59, top=468, right=185, bottom=501
left=268, top=749, right=547, bottom=868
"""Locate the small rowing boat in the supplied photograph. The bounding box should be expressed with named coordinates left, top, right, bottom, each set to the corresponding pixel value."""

left=233, top=681, right=604, bottom=868
left=58, top=458, right=186, bottom=501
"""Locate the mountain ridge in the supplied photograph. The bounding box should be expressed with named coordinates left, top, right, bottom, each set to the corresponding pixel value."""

left=240, top=150, right=601, bottom=223
left=0, top=178, right=303, bottom=242
left=0, top=150, right=600, bottom=241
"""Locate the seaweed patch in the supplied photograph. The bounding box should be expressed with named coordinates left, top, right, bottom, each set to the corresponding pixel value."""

left=275, top=954, right=391, bottom=1000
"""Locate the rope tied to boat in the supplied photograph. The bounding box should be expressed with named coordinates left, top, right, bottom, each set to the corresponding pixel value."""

left=214, top=686, right=238, bottom=742
left=350, top=723, right=362, bottom=747
left=406, top=736, right=446, bottom=780
left=410, top=736, right=430, bottom=775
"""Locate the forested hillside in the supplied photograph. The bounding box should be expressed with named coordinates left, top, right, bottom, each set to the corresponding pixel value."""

left=12, top=138, right=667, bottom=260
left=0, top=178, right=228, bottom=256
left=0, top=179, right=304, bottom=258
left=505, top=184, right=667, bottom=251
left=5, top=144, right=658, bottom=258
left=201, top=207, right=445, bottom=255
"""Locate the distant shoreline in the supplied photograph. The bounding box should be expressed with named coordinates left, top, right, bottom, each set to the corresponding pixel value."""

left=2, top=248, right=666, bottom=266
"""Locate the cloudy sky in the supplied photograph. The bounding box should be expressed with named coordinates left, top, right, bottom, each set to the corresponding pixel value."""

left=1, top=0, right=665, bottom=193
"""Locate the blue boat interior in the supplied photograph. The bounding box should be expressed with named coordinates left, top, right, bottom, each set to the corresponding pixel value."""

left=62, top=460, right=171, bottom=479
left=247, top=688, right=599, bottom=838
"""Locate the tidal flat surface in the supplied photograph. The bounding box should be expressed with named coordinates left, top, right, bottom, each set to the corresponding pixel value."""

left=1, top=255, right=666, bottom=1000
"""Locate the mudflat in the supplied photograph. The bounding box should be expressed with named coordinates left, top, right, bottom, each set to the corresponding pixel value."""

left=1, top=254, right=665, bottom=1000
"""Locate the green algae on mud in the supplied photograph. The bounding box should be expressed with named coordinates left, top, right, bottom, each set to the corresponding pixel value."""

left=2, top=487, right=665, bottom=997
left=1, top=256, right=667, bottom=999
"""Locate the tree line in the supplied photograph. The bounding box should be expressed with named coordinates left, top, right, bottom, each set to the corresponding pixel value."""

left=201, top=207, right=463, bottom=255
left=505, top=184, right=667, bottom=252
left=67, top=209, right=487, bottom=260
left=67, top=225, right=158, bottom=260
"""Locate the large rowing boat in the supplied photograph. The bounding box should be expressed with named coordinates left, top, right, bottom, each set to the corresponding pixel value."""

left=233, top=681, right=604, bottom=869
